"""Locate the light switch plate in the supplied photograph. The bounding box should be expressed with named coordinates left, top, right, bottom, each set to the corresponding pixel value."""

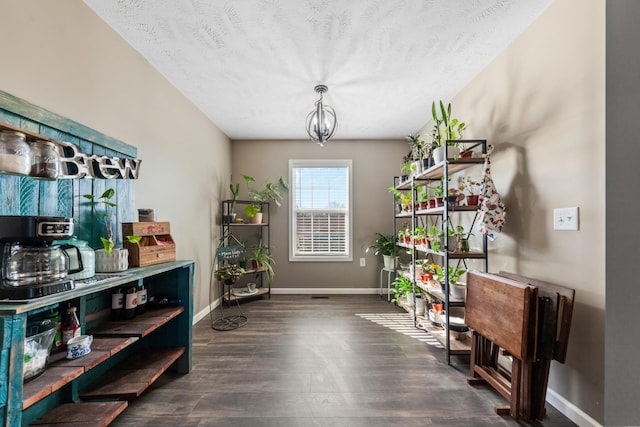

left=553, top=207, right=579, bottom=231
left=359, top=258, right=366, bottom=267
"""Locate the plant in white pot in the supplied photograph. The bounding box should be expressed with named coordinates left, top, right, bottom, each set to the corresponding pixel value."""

left=83, top=188, right=140, bottom=272
left=366, top=233, right=399, bottom=270
left=431, top=100, right=467, bottom=164
left=241, top=174, right=288, bottom=224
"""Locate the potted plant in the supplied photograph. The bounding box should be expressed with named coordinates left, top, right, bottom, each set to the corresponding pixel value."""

left=248, top=240, right=275, bottom=283
left=433, top=182, right=445, bottom=207
left=452, top=225, right=471, bottom=253
left=367, top=233, right=398, bottom=270
left=390, top=274, right=413, bottom=305
left=417, top=186, right=429, bottom=210
left=83, top=188, right=140, bottom=272
left=431, top=100, right=467, bottom=163
left=241, top=174, right=288, bottom=224
left=214, top=263, right=245, bottom=285
left=435, top=265, right=467, bottom=299
left=458, top=175, right=482, bottom=207
left=388, top=185, right=411, bottom=213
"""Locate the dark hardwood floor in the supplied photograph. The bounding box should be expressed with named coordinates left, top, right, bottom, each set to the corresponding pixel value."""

left=111, top=295, right=576, bottom=427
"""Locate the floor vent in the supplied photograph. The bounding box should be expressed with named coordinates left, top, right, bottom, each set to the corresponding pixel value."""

left=311, top=295, right=330, bottom=299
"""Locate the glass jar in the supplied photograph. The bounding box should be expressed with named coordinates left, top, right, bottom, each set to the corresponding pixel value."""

left=29, top=140, right=60, bottom=179
left=0, top=130, right=31, bottom=175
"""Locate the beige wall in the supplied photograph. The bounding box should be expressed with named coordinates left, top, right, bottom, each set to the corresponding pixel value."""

left=0, top=0, right=231, bottom=316
left=232, top=139, right=408, bottom=290
left=417, top=0, right=605, bottom=423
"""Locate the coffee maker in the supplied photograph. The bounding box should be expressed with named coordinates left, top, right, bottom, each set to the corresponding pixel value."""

left=0, top=215, right=81, bottom=299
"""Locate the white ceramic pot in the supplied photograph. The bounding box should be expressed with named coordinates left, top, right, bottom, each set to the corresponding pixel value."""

left=382, top=255, right=396, bottom=270
left=415, top=295, right=426, bottom=316
left=433, top=146, right=461, bottom=164
left=450, top=283, right=467, bottom=301
left=95, top=248, right=129, bottom=273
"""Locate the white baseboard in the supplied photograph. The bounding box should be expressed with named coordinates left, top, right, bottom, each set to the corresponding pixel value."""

left=270, top=287, right=381, bottom=295
left=192, top=288, right=381, bottom=323
left=546, top=388, right=602, bottom=427
left=193, top=296, right=220, bottom=325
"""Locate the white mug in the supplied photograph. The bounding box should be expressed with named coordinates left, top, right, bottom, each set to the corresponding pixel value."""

left=66, top=335, right=93, bottom=360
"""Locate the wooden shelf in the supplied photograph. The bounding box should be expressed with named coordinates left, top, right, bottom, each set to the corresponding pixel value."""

left=397, top=205, right=480, bottom=218
left=23, top=337, right=136, bottom=410
left=30, top=401, right=128, bottom=426
left=397, top=157, right=485, bottom=190
left=89, top=306, right=184, bottom=338
left=80, top=347, right=185, bottom=401
left=395, top=300, right=471, bottom=355
left=415, top=281, right=465, bottom=306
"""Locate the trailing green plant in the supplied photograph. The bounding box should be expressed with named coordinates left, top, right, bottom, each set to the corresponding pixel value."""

left=366, top=233, right=398, bottom=257
left=83, top=188, right=140, bottom=254
left=431, top=100, right=467, bottom=147
left=248, top=240, right=275, bottom=283
left=390, top=275, right=414, bottom=303
left=435, top=265, right=466, bottom=286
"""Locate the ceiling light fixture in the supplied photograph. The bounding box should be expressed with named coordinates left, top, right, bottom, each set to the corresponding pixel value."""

left=305, top=84, right=337, bottom=147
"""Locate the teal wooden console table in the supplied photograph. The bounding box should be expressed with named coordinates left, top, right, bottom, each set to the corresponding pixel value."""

left=0, top=260, right=194, bottom=426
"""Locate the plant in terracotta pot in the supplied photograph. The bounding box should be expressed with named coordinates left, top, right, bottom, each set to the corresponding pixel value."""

left=83, top=189, right=140, bottom=272
left=458, top=175, right=482, bottom=207
left=241, top=174, right=288, bottom=223
left=247, top=240, right=275, bottom=283
left=214, top=263, right=245, bottom=285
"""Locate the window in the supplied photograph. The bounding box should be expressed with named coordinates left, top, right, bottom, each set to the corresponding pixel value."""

left=289, top=159, right=352, bottom=261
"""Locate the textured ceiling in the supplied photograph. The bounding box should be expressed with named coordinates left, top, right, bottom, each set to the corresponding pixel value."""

left=83, top=0, right=553, bottom=141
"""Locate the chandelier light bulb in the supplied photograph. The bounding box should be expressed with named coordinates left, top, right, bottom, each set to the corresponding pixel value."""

left=305, top=84, right=337, bottom=147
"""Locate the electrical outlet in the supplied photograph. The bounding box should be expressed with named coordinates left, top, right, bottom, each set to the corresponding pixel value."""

left=359, top=258, right=366, bottom=267
left=553, top=207, right=579, bottom=231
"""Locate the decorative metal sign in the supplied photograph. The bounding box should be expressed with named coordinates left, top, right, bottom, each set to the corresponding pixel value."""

left=56, top=141, right=141, bottom=179
left=217, top=245, right=244, bottom=262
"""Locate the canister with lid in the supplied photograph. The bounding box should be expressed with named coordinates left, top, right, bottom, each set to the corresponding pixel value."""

left=0, top=130, right=31, bottom=175
left=29, top=140, right=60, bottom=179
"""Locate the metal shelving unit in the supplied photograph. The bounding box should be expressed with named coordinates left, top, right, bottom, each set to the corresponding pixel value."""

left=392, top=139, right=489, bottom=363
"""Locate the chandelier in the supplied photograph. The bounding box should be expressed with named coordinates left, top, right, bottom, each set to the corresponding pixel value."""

left=305, top=84, right=337, bottom=146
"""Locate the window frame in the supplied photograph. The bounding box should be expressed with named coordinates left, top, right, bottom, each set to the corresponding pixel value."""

left=288, top=159, right=353, bottom=262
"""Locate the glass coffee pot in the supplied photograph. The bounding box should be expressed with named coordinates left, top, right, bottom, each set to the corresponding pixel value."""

left=2, top=242, right=83, bottom=286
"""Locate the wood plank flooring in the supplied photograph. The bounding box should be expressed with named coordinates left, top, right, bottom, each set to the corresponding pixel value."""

left=110, top=295, right=576, bottom=427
